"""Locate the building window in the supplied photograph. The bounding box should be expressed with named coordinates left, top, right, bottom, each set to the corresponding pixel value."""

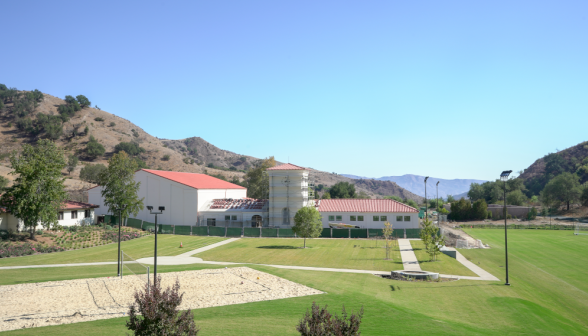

left=252, top=215, right=262, bottom=227
left=404, top=216, right=411, bottom=222
left=207, top=218, right=216, bottom=226
left=373, top=216, right=379, bottom=221
left=71, top=211, right=78, bottom=219
left=380, top=216, right=387, bottom=221
left=85, top=210, right=91, bottom=218
left=358, top=216, right=364, bottom=221
left=336, top=215, right=342, bottom=221
left=328, top=215, right=334, bottom=221
left=225, top=215, right=231, bottom=220
left=282, top=208, right=290, bottom=225
left=350, top=216, right=356, bottom=221
left=58, top=212, right=64, bottom=220
left=396, top=216, right=403, bottom=221
left=231, top=215, right=237, bottom=220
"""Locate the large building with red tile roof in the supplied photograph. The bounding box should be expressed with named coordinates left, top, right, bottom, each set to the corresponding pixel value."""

left=88, top=165, right=419, bottom=230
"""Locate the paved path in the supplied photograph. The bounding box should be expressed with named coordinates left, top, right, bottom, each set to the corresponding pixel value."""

left=398, top=239, right=421, bottom=271
left=0, top=237, right=499, bottom=281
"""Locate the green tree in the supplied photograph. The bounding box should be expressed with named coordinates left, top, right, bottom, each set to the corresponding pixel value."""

left=244, top=157, right=276, bottom=199
left=76, top=95, right=91, bottom=108
left=449, top=198, right=472, bottom=221
left=506, top=189, right=527, bottom=206
left=382, top=221, right=394, bottom=260
left=446, top=195, right=455, bottom=202
left=467, top=183, right=484, bottom=201
left=0, top=140, right=67, bottom=239
left=471, top=199, right=488, bottom=220
left=540, top=172, right=582, bottom=210
left=384, top=195, right=403, bottom=202
left=0, top=176, right=9, bottom=191
left=67, top=155, right=78, bottom=175
left=329, top=182, right=356, bottom=198
left=114, top=142, right=145, bottom=157
left=322, top=191, right=331, bottom=199
left=404, top=198, right=418, bottom=209
left=419, top=219, right=444, bottom=261
left=86, top=136, right=105, bottom=159
left=99, top=151, right=144, bottom=225
left=581, top=184, right=588, bottom=207
left=79, top=163, right=107, bottom=184
left=292, top=206, right=323, bottom=248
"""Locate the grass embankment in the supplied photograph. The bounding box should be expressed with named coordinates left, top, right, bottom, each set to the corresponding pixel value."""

left=0, top=235, right=225, bottom=267
left=409, top=240, right=476, bottom=276
left=2, top=231, right=588, bottom=335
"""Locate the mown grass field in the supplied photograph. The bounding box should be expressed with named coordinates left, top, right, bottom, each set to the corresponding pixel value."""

left=0, top=235, right=225, bottom=267
left=409, top=240, right=475, bottom=276
left=1, top=231, right=587, bottom=335
left=195, top=238, right=475, bottom=276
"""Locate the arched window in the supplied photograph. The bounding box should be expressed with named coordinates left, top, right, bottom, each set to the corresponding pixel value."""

left=252, top=215, right=262, bottom=228
left=282, top=208, right=290, bottom=225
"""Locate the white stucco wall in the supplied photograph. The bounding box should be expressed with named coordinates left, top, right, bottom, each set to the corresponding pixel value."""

left=58, top=209, right=95, bottom=227
left=318, top=211, right=419, bottom=229
left=89, top=170, right=246, bottom=226
left=268, top=169, right=309, bottom=227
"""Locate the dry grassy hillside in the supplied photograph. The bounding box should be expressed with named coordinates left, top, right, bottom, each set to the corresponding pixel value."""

left=0, top=89, right=422, bottom=201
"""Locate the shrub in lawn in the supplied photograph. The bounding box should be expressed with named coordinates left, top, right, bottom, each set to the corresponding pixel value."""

left=0, top=242, right=65, bottom=258
left=127, top=277, right=200, bottom=335
left=296, top=301, right=363, bottom=336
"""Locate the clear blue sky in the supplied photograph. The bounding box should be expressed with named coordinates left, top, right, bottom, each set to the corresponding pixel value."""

left=2, top=1, right=587, bottom=181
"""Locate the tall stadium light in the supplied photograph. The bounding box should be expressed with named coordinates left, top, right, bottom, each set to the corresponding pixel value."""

left=436, top=181, right=440, bottom=227
left=424, top=177, right=429, bottom=219
left=500, top=170, right=512, bottom=286
left=147, top=205, right=165, bottom=284
left=116, top=206, right=127, bottom=277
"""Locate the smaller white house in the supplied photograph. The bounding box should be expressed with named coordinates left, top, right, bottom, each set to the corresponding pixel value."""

left=316, top=199, right=419, bottom=229
left=0, top=200, right=99, bottom=231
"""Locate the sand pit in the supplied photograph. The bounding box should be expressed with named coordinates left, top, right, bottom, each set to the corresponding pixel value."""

left=0, top=267, right=323, bottom=332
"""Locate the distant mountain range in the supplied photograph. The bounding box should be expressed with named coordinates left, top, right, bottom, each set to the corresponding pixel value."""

left=341, top=174, right=486, bottom=199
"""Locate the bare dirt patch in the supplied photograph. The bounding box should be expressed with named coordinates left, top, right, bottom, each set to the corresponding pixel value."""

left=0, top=267, right=322, bottom=332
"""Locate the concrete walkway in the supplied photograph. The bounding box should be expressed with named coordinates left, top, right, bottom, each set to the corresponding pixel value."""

left=398, top=239, right=421, bottom=271
left=0, top=238, right=499, bottom=281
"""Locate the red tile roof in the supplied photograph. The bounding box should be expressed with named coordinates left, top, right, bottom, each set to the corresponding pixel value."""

left=317, top=199, right=418, bottom=213
left=62, top=200, right=99, bottom=210
left=266, top=163, right=307, bottom=171
left=142, top=169, right=245, bottom=190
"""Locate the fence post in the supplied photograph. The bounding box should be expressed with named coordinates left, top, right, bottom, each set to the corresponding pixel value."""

left=366, top=228, right=369, bottom=238
left=225, top=226, right=227, bottom=237
left=348, top=229, right=351, bottom=239
left=330, top=228, right=333, bottom=238
left=207, top=225, right=210, bottom=236
left=173, top=225, right=175, bottom=235
left=260, top=227, right=262, bottom=238
left=277, top=228, right=279, bottom=238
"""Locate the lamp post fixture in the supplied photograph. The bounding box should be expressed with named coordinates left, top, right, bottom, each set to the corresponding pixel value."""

left=116, top=206, right=126, bottom=277
left=500, top=170, right=512, bottom=286
left=436, top=181, right=440, bottom=227
left=424, top=177, right=429, bottom=219
left=147, top=205, right=165, bottom=284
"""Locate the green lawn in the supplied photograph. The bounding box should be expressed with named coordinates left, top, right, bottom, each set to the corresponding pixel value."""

left=0, top=235, right=226, bottom=267
left=2, top=231, right=588, bottom=335
left=196, top=238, right=407, bottom=271
left=410, top=240, right=476, bottom=276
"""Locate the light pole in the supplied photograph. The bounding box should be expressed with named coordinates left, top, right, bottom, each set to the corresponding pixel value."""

left=424, top=177, right=429, bottom=219
left=147, top=205, right=165, bottom=285
left=436, top=181, right=440, bottom=227
left=500, top=170, right=512, bottom=286
left=116, top=206, right=126, bottom=277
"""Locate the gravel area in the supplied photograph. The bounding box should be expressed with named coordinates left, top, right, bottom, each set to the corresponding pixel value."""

left=0, top=267, right=323, bottom=332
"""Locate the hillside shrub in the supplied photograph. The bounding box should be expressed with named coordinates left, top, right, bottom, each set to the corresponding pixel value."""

left=86, top=136, right=105, bottom=159
left=94, top=117, right=104, bottom=122
left=114, top=142, right=145, bottom=157
left=80, top=163, right=107, bottom=184
left=109, top=122, right=116, bottom=127
left=0, top=241, right=65, bottom=258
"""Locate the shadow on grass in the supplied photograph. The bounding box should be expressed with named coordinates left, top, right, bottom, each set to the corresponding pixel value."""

left=257, top=245, right=300, bottom=249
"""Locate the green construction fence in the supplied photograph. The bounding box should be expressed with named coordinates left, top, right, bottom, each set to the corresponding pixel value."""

left=350, top=229, right=368, bottom=239
left=174, top=225, right=192, bottom=235
left=244, top=228, right=261, bottom=237
left=332, top=228, right=349, bottom=238
left=142, top=221, right=155, bottom=232
left=126, top=218, right=143, bottom=229
left=192, top=226, right=208, bottom=236
left=278, top=228, right=296, bottom=237
left=262, top=228, right=278, bottom=237
left=208, top=226, right=226, bottom=237
left=158, top=224, right=174, bottom=234
left=226, top=228, right=242, bottom=237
